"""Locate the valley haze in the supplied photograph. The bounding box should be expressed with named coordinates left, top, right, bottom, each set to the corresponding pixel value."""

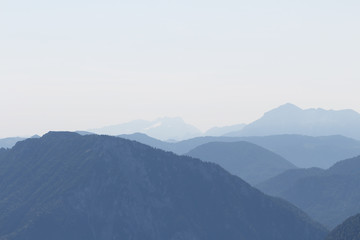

left=1, top=1, right=359, bottom=239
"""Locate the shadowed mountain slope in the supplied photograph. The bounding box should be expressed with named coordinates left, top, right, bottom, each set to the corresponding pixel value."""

left=325, top=213, right=360, bottom=240
left=0, top=132, right=327, bottom=240
left=257, top=168, right=324, bottom=196
left=257, top=156, right=360, bottom=229
left=186, top=141, right=296, bottom=185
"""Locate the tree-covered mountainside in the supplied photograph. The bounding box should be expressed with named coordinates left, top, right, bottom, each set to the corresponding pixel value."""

left=186, top=141, right=296, bottom=185
left=257, top=156, right=360, bottom=229
left=0, top=132, right=327, bottom=240
left=256, top=167, right=324, bottom=196
left=325, top=213, right=360, bottom=240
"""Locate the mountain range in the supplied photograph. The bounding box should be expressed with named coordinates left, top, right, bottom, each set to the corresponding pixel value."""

left=119, top=133, right=360, bottom=168
left=2, top=103, right=360, bottom=238
left=88, top=117, right=202, bottom=141
left=226, top=103, right=360, bottom=140
left=89, top=103, right=360, bottom=141
left=0, top=132, right=327, bottom=240
left=231, top=135, right=360, bottom=168
left=88, top=119, right=246, bottom=140
left=5, top=103, right=360, bottom=145
left=5, top=132, right=360, bottom=170
left=186, top=141, right=296, bottom=185
left=257, top=155, right=360, bottom=229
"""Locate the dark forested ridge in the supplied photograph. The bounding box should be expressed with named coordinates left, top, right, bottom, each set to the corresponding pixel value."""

left=4, top=133, right=360, bottom=169
left=186, top=141, right=296, bottom=185
left=0, top=132, right=327, bottom=240
left=325, top=214, right=360, bottom=240
left=258, top=156, right=360, bottom=229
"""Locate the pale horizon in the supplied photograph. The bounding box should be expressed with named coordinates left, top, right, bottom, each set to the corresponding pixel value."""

left=1, top=0, right=359, bottom=138
left=2, top=103, right=360, bottom=138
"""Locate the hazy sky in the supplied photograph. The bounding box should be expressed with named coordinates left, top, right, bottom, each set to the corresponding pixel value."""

left=1, top=0, right=359, bottom=137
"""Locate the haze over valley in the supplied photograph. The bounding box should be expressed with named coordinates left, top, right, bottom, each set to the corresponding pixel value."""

left=2, top=0, right=360, bottom=239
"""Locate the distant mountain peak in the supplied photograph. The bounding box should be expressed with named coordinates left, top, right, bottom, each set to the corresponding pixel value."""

left=88, top=117, right=201, bottom=141
left=227, top=104, right=360, bottom=139
left=266, top=103, right=302, bottom=114
left=280, top=103, right=301, bottom=109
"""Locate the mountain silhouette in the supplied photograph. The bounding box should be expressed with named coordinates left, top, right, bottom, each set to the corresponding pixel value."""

left=325, top=213, right=360, bottom=240
left=233, top=135, right=360, bottom=168
left=257, top=155, right=360, bottom=229
left=89, top=117, right=202, bottom=141
left=186, top=141, right=296, bottom=185
left=226, top=103, right=360, bottom=140
left=0, top=132, right=327, bottom=240
left=119, top=133, right=360, bottom=168
left=5, top=133, right=359, bottom=169
left=0, top=137, right=26, bottom=149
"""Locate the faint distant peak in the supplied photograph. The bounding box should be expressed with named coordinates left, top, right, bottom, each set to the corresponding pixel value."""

left=276, top=103, right=302, bottom=111
left=263, top=103, right=302, bottom=116
left=87, top=117, right=201, bottom=141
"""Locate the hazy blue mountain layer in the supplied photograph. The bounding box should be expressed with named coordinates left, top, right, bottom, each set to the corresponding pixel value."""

left=325, top=213, right=360, bottom=240
left=186, top=141, right=296, bottom=185
left=204, top=124, right=246, bottom=136
left=0, top=137, right=26, bottom=149
left=120, top=133, right=360, bottom=168
left=235, top=135, right=360, bottom=168
left=257, top=156, right=360, bottom=229
left=89, top=117, right=202, bottom=141
left=226, top=103, right=360, bottom=140
left=0, top=132, right=327, bottom=240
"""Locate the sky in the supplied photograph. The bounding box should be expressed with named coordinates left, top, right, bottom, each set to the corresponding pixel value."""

left=1, top=0, right=359, bottom=138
